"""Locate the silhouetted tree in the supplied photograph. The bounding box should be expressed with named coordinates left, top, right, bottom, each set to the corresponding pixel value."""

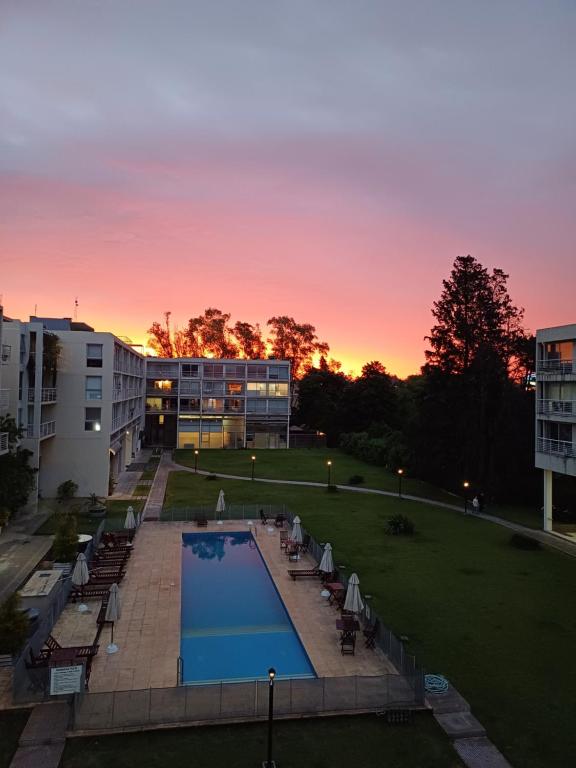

left=293, top=367, right=349, bottom=444
left=147, top=311, right=175, bottom=357
left=184, top=308, right=238, bottom=358
left=267, top=316, right=329, bottom=379
left=233, top=322, right=267, bottom=359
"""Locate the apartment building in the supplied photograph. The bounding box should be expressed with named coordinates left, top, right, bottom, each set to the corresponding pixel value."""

left=535, top=324, right=576, bottom=532
left=144, top=358, right=290, bottom=450
left=0, top=315, right=145, bottom=499
left=0, top=306, right=9, bottom=455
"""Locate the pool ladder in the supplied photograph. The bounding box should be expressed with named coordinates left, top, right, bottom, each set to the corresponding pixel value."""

left=177, top=656, right=184, bottom=685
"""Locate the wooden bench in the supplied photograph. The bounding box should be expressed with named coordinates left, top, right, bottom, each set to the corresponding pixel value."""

left=287, top=569, right=320, bottom=580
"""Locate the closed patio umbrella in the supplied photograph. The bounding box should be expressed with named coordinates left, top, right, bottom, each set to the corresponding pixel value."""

left=343, top=573, right=364, bottom=614
left=105, top=583, right=121, bottom=654
left=291, top=516, right=303, bottom=544
left=71, top=553, right=90, bottom=613
left=216, top=490, right=226, bottom=514
left=124, top=506, right=136, bottom=530
left=319, top=543, right=334, bottom=575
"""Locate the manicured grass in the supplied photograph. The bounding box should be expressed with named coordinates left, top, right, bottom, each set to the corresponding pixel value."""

left=0, top=709, right=29, bottom=768
left=175, top=448, right=458, bottom=504
left=61, top=713, right=462, bottom=768
left=132, top=485, right=150, bottom=497
left=34, top=500, right=144, bottom=536
left=164, top=471, right=576, bottom=768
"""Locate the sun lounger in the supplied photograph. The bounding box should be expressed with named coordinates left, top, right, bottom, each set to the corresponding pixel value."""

left=288, top=569, right=320, bottom=580
left=195, top=514, right=208, bottom=527
left=340, top=630, right=356, bottom=655
left=70, top=584, right=114, bottom=602
left=44, top=634, right=62, bottom=651
left=279, top=530, right=288, bottom=550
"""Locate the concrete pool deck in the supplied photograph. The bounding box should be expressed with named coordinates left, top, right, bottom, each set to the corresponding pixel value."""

left=51, top=521, right=394, bottom=693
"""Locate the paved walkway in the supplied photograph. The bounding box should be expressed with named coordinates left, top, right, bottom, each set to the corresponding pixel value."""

left=143, top=451, right=173, bottom=520
left=9, top=701, right=69, bottom=768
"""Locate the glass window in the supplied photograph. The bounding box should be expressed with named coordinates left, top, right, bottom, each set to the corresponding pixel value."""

left=85, top=407, right=101, bottom=431
left=182, top=363, right=199, bottom=378
left=203, top=381, right=224, bottom=395
left=225, top=364, right=245, bottom=378
left=247, top=398, right=267, bottom=413
left=224, top=398, right=242, bottom=412
left=85, top=376, right=102, bottom=400
left=247, top=364, right=267, bottom=379
left=180, top=380, right=200, bottom=395
left=202, top=398, right=224, bottom=412
left=247, top=382, right=267, bottom=397
left=180, top=398, right=200, bottom=411
left=226, top=381, right=244, bottom=395
left=86, top=344, right=103, bottom=367
left=268, top=382, right=289, bottom=397
left=268, top=398, right=289, bottom=413
left=203, top=363, right=224, bottom=378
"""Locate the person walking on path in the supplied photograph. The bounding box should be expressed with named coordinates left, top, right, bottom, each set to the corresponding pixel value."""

left=472, top=495, right=480, bottom=514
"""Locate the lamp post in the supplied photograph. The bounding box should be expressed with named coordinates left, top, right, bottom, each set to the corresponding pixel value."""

left=463, top=481, right=470, bottom=515
left=251, top=455, right=256, bottom=481
left=194, top=450, right=199, bottom=473
left=264, top=667, right=276, bottom=768
left=327, top=460, right=332, bottom=486
left=397, top=468, right=404, bottom=499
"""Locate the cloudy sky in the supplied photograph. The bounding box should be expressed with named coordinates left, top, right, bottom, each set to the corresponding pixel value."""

left=1, top=0, right=575, bottom=375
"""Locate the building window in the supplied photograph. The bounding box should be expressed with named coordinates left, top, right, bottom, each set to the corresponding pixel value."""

left=203, top=363, right=224, bottom=378
left=226, top=381, right=244, bottom=395
left=203, top=381, right=224, bottom=395
left=247, top=364, right=267, bottom=379
left=225, top=364, right=245, bottom=378
left=247, top=382, right=267, bottom=397
left=268, top=382, right=289, bottom=397
left=268, top=398, right=289, bottom=413
left=247, top=398, right=267, bottom=413
left=87, top=344, right=103, bottom=367
left=182, top=363, right=199, bottom=378
left=85, top=407, right=101, bottom=431
left=269, top=365, right=289, bottom=380
left=85, top=376, right=103, bottom=400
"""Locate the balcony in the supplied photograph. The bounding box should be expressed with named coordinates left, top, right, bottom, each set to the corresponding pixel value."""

left=537, top=399, right=576, bottom=418
left=26, top=421, right=56, bottom=440
left=0, top=432, right=8, bottom=455
left=537, top=437, right=576, bottom=459
left=113, top=387, right=143, bottom=401
left=0, top=388, right=9, bottom=410
left=28, top=388, right=57, bottom=404
left=537, top=359, right=574, bottom=376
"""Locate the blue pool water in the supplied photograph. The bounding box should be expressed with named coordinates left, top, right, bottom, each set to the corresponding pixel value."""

left=180, top=531, right=316, bottom=684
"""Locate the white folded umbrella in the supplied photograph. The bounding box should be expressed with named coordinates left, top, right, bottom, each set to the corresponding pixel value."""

left=319, top=543, right=334, bottom=574
left=124, top=506, right=136, bottom=530
left=71, top=553, right=90, bottom=612
left=105, top=583, right=121, bottom=654
left=343, top=573, right=364, bottom=614
left=291, top=516, right=303, bottom=544
left=216, top=490, right=226, bottom=513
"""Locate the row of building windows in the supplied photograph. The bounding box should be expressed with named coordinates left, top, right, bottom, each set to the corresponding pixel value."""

left=148, top=362, right=289, bottom=380
left=146, top=397, right=289, bottom=414
left=147, top=380, right=289, bottom=397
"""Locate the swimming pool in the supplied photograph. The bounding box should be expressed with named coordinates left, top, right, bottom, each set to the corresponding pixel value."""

left=180, top=531, right=316, bottom=684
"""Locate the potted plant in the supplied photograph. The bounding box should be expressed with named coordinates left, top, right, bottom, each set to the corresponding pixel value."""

left=88, top=493, right=107, bottom=518
left=0, top=593, right=29, bottom=659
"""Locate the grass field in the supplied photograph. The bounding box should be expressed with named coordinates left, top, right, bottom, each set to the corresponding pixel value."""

left=34, top=499, right=144, bottom=536
left=62, top=713, right=462, bottom=768
left=165, top=470, right=576, bottom=768
left=0, top=710, right=29, bottom=768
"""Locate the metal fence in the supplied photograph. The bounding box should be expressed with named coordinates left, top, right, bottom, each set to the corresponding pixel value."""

left=11, top=520, right=106, bottom=704
left=72, top=673, right=422, bottom=732
left=161, top=504, right=289, bottom=522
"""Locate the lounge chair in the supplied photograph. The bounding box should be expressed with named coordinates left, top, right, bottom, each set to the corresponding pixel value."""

left=363, top=618, right=379, bottom=649
left=287, top=568, right=320, bottom=580
left=70, top=584, right=113, bottom=602
left=195, top=514, right=208, bottom=527
left=44, top=635, right=62, bottom=652
left=274, top=514, right=286, bottom=528
left=279, top=530, right=288, bottom=550
left=259, top=510, right=269, bottom=525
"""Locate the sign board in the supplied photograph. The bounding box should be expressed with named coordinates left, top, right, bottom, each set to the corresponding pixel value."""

left=50, top=664, right=84, bottom=695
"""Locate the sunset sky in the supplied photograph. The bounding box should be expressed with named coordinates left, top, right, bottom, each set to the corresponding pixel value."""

left=1, top=1, right=575, bottom=378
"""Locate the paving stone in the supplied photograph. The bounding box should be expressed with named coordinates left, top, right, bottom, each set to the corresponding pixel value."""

left=9, top=744, right=65, bottom=768
left=18, top=702, right=70, bottom=745
left=435, top=710, right=485, bottom=738
left=453, top=736, right=513, bottom=768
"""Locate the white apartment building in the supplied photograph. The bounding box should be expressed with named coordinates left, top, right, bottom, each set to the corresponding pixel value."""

left=0, top=315, right=145, bottom=499
left=535, top=324, right=576, bottom=532
left=144, top=358, right=291, bottom=450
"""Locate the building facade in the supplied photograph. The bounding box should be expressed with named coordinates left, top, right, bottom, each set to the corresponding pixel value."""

left=535, top=324, right=576, bottom=532
left=0, top=315, right=145, bottom=500
left=144, top=358, right=290, bottom=450
left=0, top=306, right=9, bottom=455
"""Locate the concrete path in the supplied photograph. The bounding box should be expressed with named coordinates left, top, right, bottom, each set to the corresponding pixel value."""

left=9, top=701, right=69, bottom=768
left=167, top=462, right=576, bottom=558
left=0, top=535, right=53, bottom=604
left=142, top=451, right=172, bottom=520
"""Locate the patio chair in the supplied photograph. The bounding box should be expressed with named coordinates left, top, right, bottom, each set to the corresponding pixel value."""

left=340, top=630, right=356, bottom=655
left=279, top=530, right=288, bottom=550
left=259, top=509, right=269, bottom=525
left=288, top=568, right=320, bottom=580
left=274, top=514, right=286, bottom=528
left=363, top=618, right=379, bottom=650
left=300, top=534, right=310, bottom=554
left=44, top=634, right=62, bottom=652
left=194, top=514, right=208, bottom=527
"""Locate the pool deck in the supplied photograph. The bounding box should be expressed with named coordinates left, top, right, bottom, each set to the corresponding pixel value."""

left=51, top=521, right=395, bottom=693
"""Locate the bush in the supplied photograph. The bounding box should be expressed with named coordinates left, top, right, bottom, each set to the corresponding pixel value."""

left=386, top=513, right=416, bottom=536
left=348, top=474, right=365, bottom=485
left=0, top=593, right=29, bottom=656
left=326, top=484, right=338, bottom=493
left=52, top=514, right=78, bottom=562
left=509, top=533, right=542, bottom=551
left=57, top=480, right=78, bottom=502
left=205, top=474, right=218, bottom=481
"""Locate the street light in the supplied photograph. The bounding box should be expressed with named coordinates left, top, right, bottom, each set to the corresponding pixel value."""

left=327, top=460, right=332, bottom=486
left=397, top=468, right=404, bottom=499
left=463, top=481, right=470, bottom=515
left=251, top=455, right=256, bottom=481
left=264, top=667, right=276, bottom=768
left=194, top=450, right=199, bottom=473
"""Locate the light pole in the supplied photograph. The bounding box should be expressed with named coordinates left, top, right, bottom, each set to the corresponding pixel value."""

left=397, top=468, right=404, bottom=499
left=251, top=455, right=256, bottom=481
left=463, top=481, right=470, bottom=515
left=194, top=450, right=199, bottom=473
left=327, top=460, right=332, bottom=486
left=264, top=667, right=276, bottom=768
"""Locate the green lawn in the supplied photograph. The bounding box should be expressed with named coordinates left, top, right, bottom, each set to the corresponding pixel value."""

left=62, top=713, right=462, bottom=768
left=0, top=710, right=29, bottom=768
left=165, top=470, right=576, bottom=768
left=34, top=499, right=144, bottom=536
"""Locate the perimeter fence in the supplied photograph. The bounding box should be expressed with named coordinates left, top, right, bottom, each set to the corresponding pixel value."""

left=72, top=673, right=422, bottom=732
left=161, top=504, right=289, bottom=522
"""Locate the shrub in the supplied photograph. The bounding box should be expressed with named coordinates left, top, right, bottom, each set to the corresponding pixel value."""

left=205, top=474, right=218, bottom=481
left=348, top=474, right=365, bottom=485
left=509, top=533, right=542, bottom=551
left=52, top=514, right=78, bottom=562
left=0, top=593, right=29, bottom=656
left=386, top=513, right=416, bottom=536
left=57, top=480, right=78, bottom=502
left=326, top=484, right=338, bottom=493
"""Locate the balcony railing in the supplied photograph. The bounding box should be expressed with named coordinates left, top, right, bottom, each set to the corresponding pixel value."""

left=0, top=432, right=8, bottom=455
left=112, top=412, right=142, bottom=432
left=28, top=388, right=57, bottom=403
left=26, top=421, right=56, bottom=439
left=113, top=387, right=143, bottom=401
left=0, top=388, right=9, bottom=409
left=537, top=359, right=575, bottom=375
left=537, top=437, right=576, bottom=459
left=537, top=399, right=576, bottom=417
